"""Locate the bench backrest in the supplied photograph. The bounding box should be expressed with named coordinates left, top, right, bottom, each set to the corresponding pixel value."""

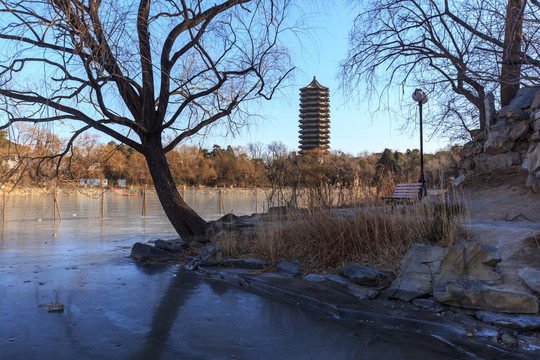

left=391, top=183, right=423, bottom=199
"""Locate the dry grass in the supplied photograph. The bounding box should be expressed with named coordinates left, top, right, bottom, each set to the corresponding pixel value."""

left=215, top=196, right=469, bottom=275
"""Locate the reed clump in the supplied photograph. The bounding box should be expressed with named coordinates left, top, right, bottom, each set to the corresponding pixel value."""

left=215, top=197, right=469, bottom=275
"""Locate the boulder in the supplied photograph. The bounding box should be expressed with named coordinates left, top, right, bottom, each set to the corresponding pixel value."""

left=154, top=238, right=185, bottom=253
left=199, top=244, right=227, bottom=266
left=508, top=120, right=531, bottom=140
left=276, top=261, right=302, bottom=277
left=476, top=311, right=540, bottom=331
left=387, top=244, right=445, bottom=301
left=340, top=263, right=389, bottom=287
left=474, top=152, right=521, bottom=174
left=459, top=158, right=475, bottom=171
left=130, top=242, right=178, bottom=262
left=389, top=243, right=503, bottom=303
left=531, top=89, right=540, bottom=109
left=482, top=121, right=515, bottom=155
left=430, top=243, right=501, bottom=286
left=460, top=141, right=482, bottom=158
left=505, top=109, right=531, bottom=121
left=434, top=281, right=539, bottom=314
left=223, top=258, right=269, bottom=270
left=534, top=112, right=540, bottom=132
left=519, top=268, right=540, bottom=294
left=527, top=143, right=540, bottom=173
left=499, top=86, right=540, bottom=115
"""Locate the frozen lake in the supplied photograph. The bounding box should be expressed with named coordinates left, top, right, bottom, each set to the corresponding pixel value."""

left=0, top=191, right=494, bottom=359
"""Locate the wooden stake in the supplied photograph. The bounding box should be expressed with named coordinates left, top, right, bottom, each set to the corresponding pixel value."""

left=255, top=188, right=258, bottom=214
left=183, top=184, right=186, bottom=199
left=142, top=185, right=147, bottom=217
left=53, top=189, right=56, bottom=223
left=2, top=188, right=6, bottom=224
left=54, top=188, right=62, bottom=222
left=101, top=186, right=105, bottom=219
left=219, top=189, right=223, bottom=216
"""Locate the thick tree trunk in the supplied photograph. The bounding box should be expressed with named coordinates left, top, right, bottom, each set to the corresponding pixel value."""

left=500, top=0, right=524, bottom=107
left=143, top=136, right=208, bottom=239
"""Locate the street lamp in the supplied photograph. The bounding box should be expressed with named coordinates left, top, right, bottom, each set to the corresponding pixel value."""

left=412, top=89, right=428, bottom=199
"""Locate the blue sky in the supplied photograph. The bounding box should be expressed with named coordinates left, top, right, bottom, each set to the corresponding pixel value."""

left=196, top=1, right=450, bottom=155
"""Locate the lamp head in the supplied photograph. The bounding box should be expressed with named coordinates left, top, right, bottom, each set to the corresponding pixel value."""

left=412, top=89, right=428, bottom=104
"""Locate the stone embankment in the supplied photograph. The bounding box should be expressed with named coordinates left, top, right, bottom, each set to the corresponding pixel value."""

left=459, top=86, right=540, bottom=191
left=130, top=214, right=540, bottom=358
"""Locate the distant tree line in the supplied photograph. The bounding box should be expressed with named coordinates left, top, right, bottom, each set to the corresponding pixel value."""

left=0, top=127, right=460, bottom=191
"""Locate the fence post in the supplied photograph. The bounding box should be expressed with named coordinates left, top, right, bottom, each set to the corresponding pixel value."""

left=54, top=187, right=62, bottom=222
left=255, top=188, right=258, bottom=214
left=142, top=185, right=147, bottom=217
left=218, top=189, right=222, bottom=216
left=183, top=184, right=186, bottom=199
left=101, top=186, right=105, bottom=219
left=2, top=188, right=6, bottom=224
left=218, top=189, right=226, bottom=216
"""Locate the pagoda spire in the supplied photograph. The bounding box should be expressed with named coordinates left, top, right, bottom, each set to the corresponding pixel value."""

left=298, top=77, right=330, bottom=153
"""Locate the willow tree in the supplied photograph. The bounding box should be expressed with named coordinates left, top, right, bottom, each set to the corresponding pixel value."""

left=0, top=0, right=294, bottom=239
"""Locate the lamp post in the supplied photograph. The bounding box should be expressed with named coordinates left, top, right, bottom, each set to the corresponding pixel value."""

left=412, top=89, right=428, bottom=199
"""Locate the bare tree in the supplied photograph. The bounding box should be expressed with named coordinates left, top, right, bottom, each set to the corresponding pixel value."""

left=0, top=0, right=295, bottom=239
left=341, top=0, right=540, bottom=141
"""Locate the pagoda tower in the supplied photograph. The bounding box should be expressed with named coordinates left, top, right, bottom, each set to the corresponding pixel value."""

left=298, top=76, right=330, bottom=153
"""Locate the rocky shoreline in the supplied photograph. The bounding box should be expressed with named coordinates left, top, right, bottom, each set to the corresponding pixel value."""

left=130, top=213, right=540, bottom=358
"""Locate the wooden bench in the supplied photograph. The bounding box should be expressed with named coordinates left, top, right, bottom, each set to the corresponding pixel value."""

left=381, top=183, right=423, bottom=202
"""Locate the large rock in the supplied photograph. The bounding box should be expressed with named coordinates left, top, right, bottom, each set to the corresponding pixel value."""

left=431, top=243, right=501, bottom=285
left=130, top=242, right=178, bottom=262
left=531, top=90, right=540, bottom=109
left=340, top=263, right=389, bottom=287
left=508, top=120, right=531, bottom=140
left=434, top=281, right=539, bottom=314
left=389, top=243, right=502, bottom=303
left=519, top=268, right=540, bottom=294
left=154, top=238, right=185, bottom=253
left=199, top=244, right=227, bottom=266
left=276, top=261, right=302, bottom=277
left=534, top=112, right=540, bottom=133
left=460, top=141, right=482, bottom=158
left=476, top=311, right=540, bottom=330
left=483, top=134, right=513, bottom=155
left=387, top=244, right=445, bottom=301
left=499, top=87, right=540, bottom=115
left=527, top=143, right=540, bottom=173
left=474, top=152, right=521, bottom=174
